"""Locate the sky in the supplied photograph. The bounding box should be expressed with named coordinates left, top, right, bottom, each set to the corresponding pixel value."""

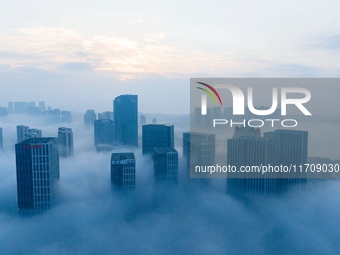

left=1, top=0, right=340, bottom=113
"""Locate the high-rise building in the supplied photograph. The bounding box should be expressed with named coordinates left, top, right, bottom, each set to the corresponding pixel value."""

left=153, top=147, right=178, bottom=186
left=227, top=136, right=277, bottom=196
left=264, top=129, right=308, bottom=192
left=152, top=118, right=157, bottom=124
left=111, top=152, right=136, bottom=191
left=0, top=107, right=8, bottom=117
left=94, top=119, right=115, bottom=152
left=114, top=95, right=138, bottom=147
left=17, top=125, right=29, bottom=143
left=39, top=102, right=46, bottom=112
left=0, top=127, right=3, bottom=150
left=14, top=102, right=28, bottom=114
left=8, top=102, right=13, bottom=114
left=58, top=127, right=73, bottom=157
left=61, top=111, right=72, bottom=123
left=140, top=114, right=146, bottom=126
left=183, top=132, right=215, bottom=170
left=24, top=129, right=42, bottom=140
left=142, top=124, right=174, bottom=155
left=98, top=111, right=113, bottom=120
left=15, top=137, right=60, bottom=215
left=84, top=110, right=96, bottom=129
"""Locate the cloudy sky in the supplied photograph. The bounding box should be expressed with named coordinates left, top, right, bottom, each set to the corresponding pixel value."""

left=0, top=0, right=340, bottom=113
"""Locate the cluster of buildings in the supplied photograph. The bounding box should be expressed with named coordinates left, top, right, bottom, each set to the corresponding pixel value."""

left=0, top=94, right=310, bottom=216
left=0, top=101, right=72, bottom=123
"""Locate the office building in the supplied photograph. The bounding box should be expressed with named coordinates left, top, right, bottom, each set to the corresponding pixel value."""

left=111, top=152, right=136, bottom=191
left=140, top=114, right=146, bottom=126
left=0, top=107, right=8, bottom=117
left=98, top=111, right=113, bottom=120
left=94, top=119, right=115, bottom=152
left=24, top=129, right=42, bottom=140
left=264, top=129, right=308, bottom=192
left=227, top=136, right=276, bottom=196
left=58, top=127, right=73, bottom=157
left=17, top=125, right=29, bottom=143
left=61, top=111, right=72, bottom=123
left=114, top=95, right=138, bottom=147
left=153, top=147, right=178, bottom=186
left=142, top=124, right=174, bottom=155
left=8, top=102, right=13, bottom=114
left=15, top=137, right=60, bottom=215
left=183, top=132, right=215, bottom=170
left=84, top=110, right=96, bottom=128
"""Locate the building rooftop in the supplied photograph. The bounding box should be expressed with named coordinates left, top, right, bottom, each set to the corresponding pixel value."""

left=111, top=152, right=135, bottom=161
left=153, top=147, right=178, bottom=154
left=17, top=137, right=57, bottom=144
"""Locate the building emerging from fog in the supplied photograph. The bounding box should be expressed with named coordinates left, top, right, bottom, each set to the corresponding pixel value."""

left=84, top=110, right=96, bottom=128
left=142, top=124, right=174, bottom=155
left=111, top=152, right=136, bottom=191
left=183, top=132, right=215, bottom=171
left=140, top=114, right=146, bottom=126
left=153, top=147, right=178, bottom=186
left=227, top=136, right=277, bottom=196
left=58, top=127, right=74, bottom=157
left=17, top=126, right=42, bottom=143
left=114, top=95, right=138, bottom=147
left=264, top=130, right=308, bottom=192
left=61, top=111, right=72, bottom=123
left=15, top=138, right=60, bottom=216
left=94, top=119, right=115, bottom=152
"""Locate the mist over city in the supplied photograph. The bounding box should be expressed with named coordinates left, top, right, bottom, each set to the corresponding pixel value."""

left=2, top=0, right=340, bottom=254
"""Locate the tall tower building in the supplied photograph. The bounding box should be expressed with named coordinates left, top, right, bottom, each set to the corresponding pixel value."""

left=227, top=136, right=277, bottom=196
left=15, top=138, right=60, bottom=215
left=17, top=125, right=29, bottom=143
left=84, top=110, right=96, bottom=128
left=61, top=111, right=72, bottom=123
left=140, top=114, right=146, bottom=126
left=94, top=119, right=115, bottom=152
left=183, top=132, right=215, bottom=167
left=142, top=124, right=174, bottom=155
left=264, top=129, right=308, bottom=192
left=0, top=127, right=3, bottom=150
left=111, top=152, right=136, bottom=191
left=58, top=127, right=74, bottom=157
left=114, top=95, right=138, bottom=147
left=153, top=147, right=178, bottom=186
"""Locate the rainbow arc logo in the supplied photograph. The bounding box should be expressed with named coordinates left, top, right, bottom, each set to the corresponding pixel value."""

left=196, top=82, right=223, bottom=106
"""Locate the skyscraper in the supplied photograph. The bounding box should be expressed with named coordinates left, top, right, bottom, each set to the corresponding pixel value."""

left=114, top=95, right=138, bottom=147
left=17, top=125, right=29, bottom=143
left=183, top=132, right=215, bottom=170
left=58, top=127, right=74, bottom=157
left=142, top=124, right=174, bottom=155
left=264, top=129, right=308, bottom=192
left=227, top=136, right=277, bottom=196
left=153, top=147, right=178, bottom=186
left=61, top=111, right=72, bottom=123
left=94, top=119, right=115, bottom=152
left=15, top=138, right=60, bottom=215
left=111, top=152, right=136, bottom=191
left=140, top=114, right=146, bottom=126
left=84, top=110, right=96, bottom=128
left=24, top=129, right=42, bottom=140
left=0, top=127, right=3, bottom=150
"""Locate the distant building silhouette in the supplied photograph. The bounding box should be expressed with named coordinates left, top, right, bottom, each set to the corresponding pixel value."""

left=39, top=102, right=46, bottom=113
left=8, top=102, right=13, bottom=114
left=15, top=137, right=60, bottom=216
left=94, top=119, right=115, bottom=152
left=0, top=106, right=8, bottom=117
left=153, top=147, right=178, bottom=186
left=182, top=132, right=215, bottom=171
left=17, top=126, right=42, bottom=143
left=84, top=110, right=96, bottom=128
left=111, top=152, right=136, bottom=191
left=114, top=95, right=138, bottom=147
left=142, top=124, right=174, bottom=155
left=98, top=111, right=113, bottom=120
left=61, top=111, right=72, bottom=123
left=24, top=129, right=42, bottom=140
left=58, top=127, right=74, bottom=157
left=140, top=114, right=146, bottom=126
left=152, top=118, right=157, bottom=124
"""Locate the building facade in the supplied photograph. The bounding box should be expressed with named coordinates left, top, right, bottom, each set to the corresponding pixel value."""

left=15, top=137, right=60, bottom=215
left=58, top=127, right=74, bottom=157
left=111, top=152, right=136, bottom=191
left=153, top=147, right=178, bottom=186
left=142, top=124, right=174, bottom=155
left=114, top=95, right=138, bottom=147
